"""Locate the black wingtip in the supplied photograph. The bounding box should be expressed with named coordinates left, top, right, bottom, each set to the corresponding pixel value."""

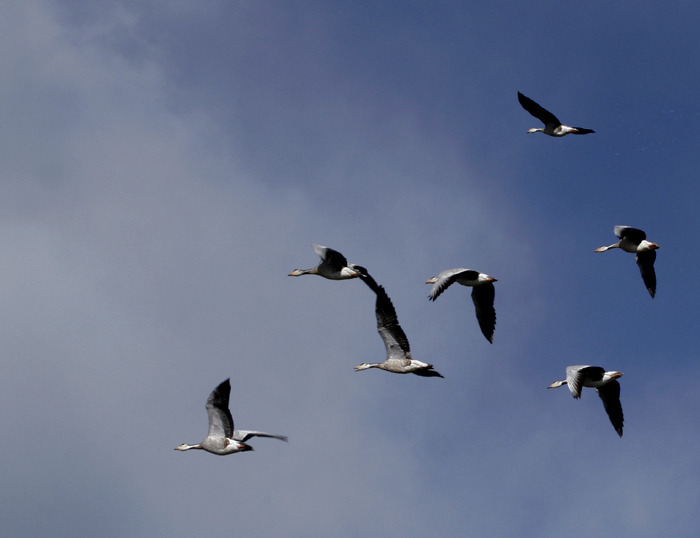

left=414, top=370, right=445, bottom=378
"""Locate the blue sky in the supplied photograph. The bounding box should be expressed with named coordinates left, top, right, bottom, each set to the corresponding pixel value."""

left=1, top=1, right=699, bottom=536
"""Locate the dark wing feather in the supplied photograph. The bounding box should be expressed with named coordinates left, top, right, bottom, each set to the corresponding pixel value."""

left=596, top=380, right=624, bottom=437
left=318, top=246, right=349, bottom=272
left=571, top=127, right=595, bottom=134
left=359, top=272, right=411, bottom=356
left=636, top=250, right=657, bottom=298
left=518, top=92, right=562, bottom=127
left=412, top=367, right=444, bottom=378
left=206, top=379, right=234, bottom=439
left=471, top=283, right=496, bottom=343
left=615, top=226, right=646, bottom=243
left=579, top=366, right=604, bottom=382
left=358, top=271, right=381, bottom=294
left=374, top=284, right=411, bottom=355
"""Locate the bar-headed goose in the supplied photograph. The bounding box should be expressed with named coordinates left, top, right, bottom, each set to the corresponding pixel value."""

left=175, top=379, right=287, bottom=455
left=595, top=225, right=659, bottom=298
left=518, top=92, right=595, bottom=136
left=355, top=271, right=443, bottom=377
left=426, top=268, right=497, bottom=343
left=548, top=365, right=624, bottom=437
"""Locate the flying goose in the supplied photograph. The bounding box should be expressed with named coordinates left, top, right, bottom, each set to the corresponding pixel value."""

left=548, top=365, right=624, bottom=437
left=518, top=92, right=595, bottom=136
left=175, top=379, right=287, bottom=455
left=595, top=225, right=659, bottom=298
left=289, top=244, right=361, bottom=280
left=426, top=268, right=497, bottom=343
left=355, top=271, right=443, bottom=377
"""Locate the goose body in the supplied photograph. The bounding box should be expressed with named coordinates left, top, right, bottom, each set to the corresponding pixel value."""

left=175, top=379, right=287, bottom=455
left=518, top=92, right=595, bottom=136
left=289, top=244, right=361, bottom=280
left=426, top=268, right=497, bottom=343
left=595, top=225, right=659, bottom=298
left=355, top=271, right=443, bottom=377
left=548, top=365, right=624, bottom=437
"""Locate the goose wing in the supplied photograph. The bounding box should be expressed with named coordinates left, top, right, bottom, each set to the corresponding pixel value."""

left=233, top=430, right=288, bottom=443
left=374, top=284, right=411, bottom=358
left=358, top=270, right=380, bottom=293
left=636, top=250, right=657, bottom=298
left=205, top=379, right=234, bottom=439
left=358, top=272, right=411, bottom=358
left=596, top=380, right=624, bottom=437
left=566, top=365, right=603, bottom=399
left=427, top=268, right=476, bottom=301
left=518, top=92, right=562, bottom=127
left=412, top=367, right=444, bottom=378
left=313, top=244, right=349, bottom=272
left=471, top=282, right=496, bottom=343
left=614, top=226, right=646, bottom=244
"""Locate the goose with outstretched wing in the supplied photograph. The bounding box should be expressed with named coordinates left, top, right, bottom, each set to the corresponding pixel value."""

left=595, top=226, right=659, bottom=298
left=548, top=365, right=624, bottom=437
left=518, top=92, right=595, bottom=136
left=175, top=379, right=287, bottom=455
left=355, top=271, right=443, bottom=378
left=426, top=268, right=497, bottom=343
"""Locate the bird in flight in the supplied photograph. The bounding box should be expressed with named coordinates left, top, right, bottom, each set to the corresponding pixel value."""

left=595, top=225, right=659, bottom=298
left=518, top=92, right=595, bottom=136
left=548, top=365, right=624, bottom=437
left=426, top=268, right=497, bottom=343
left=175, top=379, right=287, bottom=455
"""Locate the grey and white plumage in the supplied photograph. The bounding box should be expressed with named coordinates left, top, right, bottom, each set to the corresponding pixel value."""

left=548, top=365, right=624, bottom=437
left=355, top=271, right=443, bottom=377
left=426, top=268, right=497, bottom=343
left=288, top=244, right=362, bottom=280
left=175, top=379, right=287, bottom=455
left=518, top=92, right=595, bottom=136
left=595, top=225, right=659, bottom=298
